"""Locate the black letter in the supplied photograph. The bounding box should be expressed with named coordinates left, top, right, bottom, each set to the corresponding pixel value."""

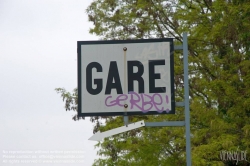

left=105, top=61, right=123, bottom=94
left=127, top=61, right=144, bottom=93
left=86, top=62, right=102, bottom=95
left=149, top=60, right=166, bottom=93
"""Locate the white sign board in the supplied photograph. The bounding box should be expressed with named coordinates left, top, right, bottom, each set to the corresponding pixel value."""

left=89, top=121, right=145, bottom=141
left=77, top=39, right=175, bottom=116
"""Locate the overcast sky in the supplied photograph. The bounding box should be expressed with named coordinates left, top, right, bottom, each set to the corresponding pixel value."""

left=0, top=1, right=99, bottom=165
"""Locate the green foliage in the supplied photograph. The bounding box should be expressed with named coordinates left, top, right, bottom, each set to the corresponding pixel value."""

left=55, top=88, right=106, bottom=133
left=56, top=0, right=250, bottom=165
left=55, top=88, right=81, bottom=120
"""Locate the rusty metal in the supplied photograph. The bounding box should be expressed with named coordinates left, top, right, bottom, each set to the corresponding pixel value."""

left=124, top=104, right=128, bottom=108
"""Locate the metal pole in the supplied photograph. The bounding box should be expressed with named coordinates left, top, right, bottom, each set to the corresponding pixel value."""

left=183, top=32, right=192, bottom=166
left=124, top=114, right=128, bottom=127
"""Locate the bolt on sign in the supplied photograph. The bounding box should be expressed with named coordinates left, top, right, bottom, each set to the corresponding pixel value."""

left=77, top=39, right=175, bottom=116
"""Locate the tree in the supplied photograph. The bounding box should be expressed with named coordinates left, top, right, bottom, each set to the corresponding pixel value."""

left=57, top=0, right=250, bottom=165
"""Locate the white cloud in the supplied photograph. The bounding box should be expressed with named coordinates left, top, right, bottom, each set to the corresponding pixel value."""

left=0, top=0, right=99, bottom=165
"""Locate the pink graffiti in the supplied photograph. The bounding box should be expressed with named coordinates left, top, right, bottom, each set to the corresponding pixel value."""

left=105, top=92, right=170, bottom=113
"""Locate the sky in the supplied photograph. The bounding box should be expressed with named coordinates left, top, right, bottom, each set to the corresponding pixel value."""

left=0, top=0, right=100, bottom=165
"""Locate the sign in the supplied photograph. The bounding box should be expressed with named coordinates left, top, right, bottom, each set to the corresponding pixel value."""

left=77, top=39, right=175, bottom=116
left=88, top=120, right=145, bottom=141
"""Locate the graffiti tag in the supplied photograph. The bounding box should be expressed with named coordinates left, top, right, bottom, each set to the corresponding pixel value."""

left=105, top=92, right=170, bottom=113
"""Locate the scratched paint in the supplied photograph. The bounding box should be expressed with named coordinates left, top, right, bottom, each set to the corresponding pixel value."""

left=123, top=47, right=127, bottom=112
left=105, top=92, right=170, bottom=113
left=135, top=43, right=169, bottom=65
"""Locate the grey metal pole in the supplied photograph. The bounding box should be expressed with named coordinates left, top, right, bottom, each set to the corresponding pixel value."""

left=183, top=32, right=192, bottom=166
left=124, top=115, right=128, bottom=126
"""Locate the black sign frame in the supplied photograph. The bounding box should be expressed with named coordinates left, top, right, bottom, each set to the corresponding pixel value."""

left=77, top=38, right=175, bottom=117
